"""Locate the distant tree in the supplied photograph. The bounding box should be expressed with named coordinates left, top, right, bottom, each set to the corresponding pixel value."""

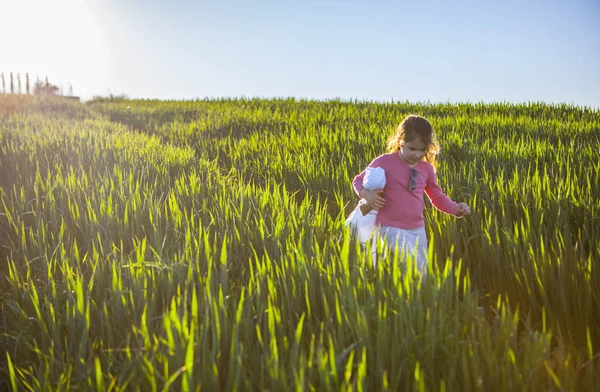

left=33, top=76, right=60, bottom=95
left=26, top=73, right=30, bottom=95
left=10, top=72, right=14, bottom=94
left=17, top=74, right=22, bottom=94
left=1, top=73, right=5, bottom=93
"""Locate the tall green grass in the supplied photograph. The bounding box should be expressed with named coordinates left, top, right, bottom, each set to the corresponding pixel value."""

left=0, top=95, right=598, bottom=390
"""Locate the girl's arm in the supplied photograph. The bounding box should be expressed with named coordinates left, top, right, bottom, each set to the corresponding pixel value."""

left=352, top=169, right=367, bottom=197
left=352, top=158, right=386, bottom=209
left=352, top=157, right=382, bottom=196
left=424, top=168, right=459, bottom=216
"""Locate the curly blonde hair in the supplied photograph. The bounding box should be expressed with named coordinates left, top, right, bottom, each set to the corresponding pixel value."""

left=386, top=114, right=440, bottom=170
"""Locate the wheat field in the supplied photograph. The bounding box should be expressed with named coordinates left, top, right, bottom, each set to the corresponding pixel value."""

left=0, top=95, right=598, bottom=391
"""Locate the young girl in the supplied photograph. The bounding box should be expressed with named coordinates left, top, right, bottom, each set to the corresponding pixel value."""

left=352, top=114, right=471, bottom=274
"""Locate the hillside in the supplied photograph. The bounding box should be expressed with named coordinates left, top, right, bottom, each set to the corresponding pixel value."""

left=1, top=95, right=598, bottom=390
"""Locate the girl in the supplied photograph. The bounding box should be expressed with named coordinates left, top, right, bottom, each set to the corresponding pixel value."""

left=352, top=114, right=471, bottom=274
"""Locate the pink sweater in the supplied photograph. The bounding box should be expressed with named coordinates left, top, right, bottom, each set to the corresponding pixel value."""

left=352, top=153, right=458, bottom=229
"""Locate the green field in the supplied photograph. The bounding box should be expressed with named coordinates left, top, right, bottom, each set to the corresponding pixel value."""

left=0, top=95, right=598, bottom=390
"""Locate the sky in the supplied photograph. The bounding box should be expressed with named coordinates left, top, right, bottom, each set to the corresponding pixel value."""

left=1, top=0, right=599, bottom=107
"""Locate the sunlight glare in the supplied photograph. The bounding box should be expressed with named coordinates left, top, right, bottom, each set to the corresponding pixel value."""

left=0, top=0, right=110, bottom=98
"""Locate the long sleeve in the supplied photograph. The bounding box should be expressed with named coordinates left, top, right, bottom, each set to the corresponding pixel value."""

left=425, top=170, right=458, bottom=216
left=352, top=169, right=366, bottom=197
left=352, top=158, right=383, bottom=197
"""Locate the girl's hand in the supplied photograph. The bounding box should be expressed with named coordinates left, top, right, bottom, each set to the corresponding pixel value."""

left=455, top=202, right=471, bottom=217
left=361, top=189, right=385, bottom=210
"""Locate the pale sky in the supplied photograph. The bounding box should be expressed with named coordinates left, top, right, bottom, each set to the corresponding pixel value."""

left=1, top=0, right=599, bottom=107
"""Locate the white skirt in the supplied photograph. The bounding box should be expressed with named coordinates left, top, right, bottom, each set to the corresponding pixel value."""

left=374, top=225, right=428, bottom=273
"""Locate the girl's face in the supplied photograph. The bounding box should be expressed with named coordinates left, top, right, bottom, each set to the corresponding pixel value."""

left=399, top=138, right=428, bottom=166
